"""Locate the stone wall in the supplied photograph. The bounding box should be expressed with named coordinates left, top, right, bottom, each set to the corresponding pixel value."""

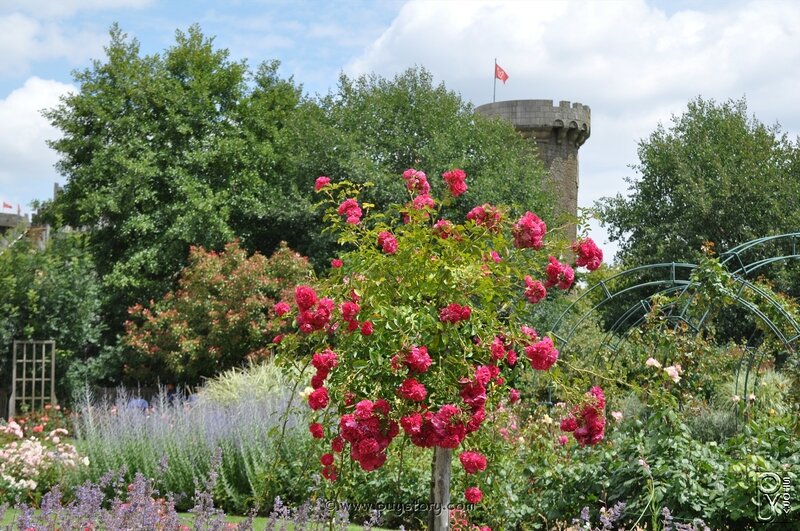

left=475, top=99, right=590, bottom=241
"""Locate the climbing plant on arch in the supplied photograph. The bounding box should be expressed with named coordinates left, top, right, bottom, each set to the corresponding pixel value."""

left=550, top=233, right=800, bottom=397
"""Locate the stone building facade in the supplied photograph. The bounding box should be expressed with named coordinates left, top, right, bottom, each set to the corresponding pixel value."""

left=475, top=99, right=590, bottom=240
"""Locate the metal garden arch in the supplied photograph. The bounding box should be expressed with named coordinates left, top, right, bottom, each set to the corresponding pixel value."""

left=549, top=233, right=800, bottom=396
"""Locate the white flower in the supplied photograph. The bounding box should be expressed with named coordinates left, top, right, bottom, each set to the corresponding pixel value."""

left=664, top=364, right=682, bottom=383
left=299, top=386, right=314, bottom=400
left=611, top=411, right=624, bottom=422
left=748, top=393, right=756, bottom=402
left=645, top=357, right=661, bottom=368
left=732, top=394, right=741, bottom=403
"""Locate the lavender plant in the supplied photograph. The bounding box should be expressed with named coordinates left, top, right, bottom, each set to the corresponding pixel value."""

left=71, top=376, right=314, bottom=514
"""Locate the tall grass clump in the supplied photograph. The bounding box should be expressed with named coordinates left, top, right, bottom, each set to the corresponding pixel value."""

left=71, top=361, right=315, bottom=514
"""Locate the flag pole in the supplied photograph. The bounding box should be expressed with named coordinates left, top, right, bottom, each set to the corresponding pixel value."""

left=493, top=58, right=497, bottom=103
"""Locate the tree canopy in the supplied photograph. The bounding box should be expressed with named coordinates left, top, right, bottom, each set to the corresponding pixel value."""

left=41, top=24, right=301, bottom=325
left=276, top=67, right=553, bottom=264
left=598, top=97, right=800, bottom=267
left=40, top=24, right=552, bottom=340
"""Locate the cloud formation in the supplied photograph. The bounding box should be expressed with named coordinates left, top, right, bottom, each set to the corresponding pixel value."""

left=347, top=0, right=800, bottom=258
left=0, top=77, right=73, bottom=207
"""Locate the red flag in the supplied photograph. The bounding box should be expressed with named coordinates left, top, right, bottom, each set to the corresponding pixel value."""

left=2, top=201, right=12, bottom=210
left=495, top=63, right=509, bottom=84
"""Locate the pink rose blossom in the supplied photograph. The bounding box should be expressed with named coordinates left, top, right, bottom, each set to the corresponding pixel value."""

left=315, top=176, right=331, bottom=191
left=544, top=256, right=575, bottom=290
left=442, top=168, right=468, bottom=197
left=572, top=237, right=603, bottom=271
left=512, top=211, right=546, bottom=249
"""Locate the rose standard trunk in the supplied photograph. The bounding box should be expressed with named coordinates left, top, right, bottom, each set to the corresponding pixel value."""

left=428, top=447, right=452, bottom=530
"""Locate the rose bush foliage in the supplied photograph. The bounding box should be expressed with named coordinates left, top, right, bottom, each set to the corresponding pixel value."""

left=124, top=240, right=311, bottom=385
left=274, top=169, right=604, bottom=520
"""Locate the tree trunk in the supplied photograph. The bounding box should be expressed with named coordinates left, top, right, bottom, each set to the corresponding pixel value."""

left=428, top=446, right=452, bottom=530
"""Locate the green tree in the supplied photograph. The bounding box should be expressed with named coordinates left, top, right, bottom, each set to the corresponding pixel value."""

left=278, top=68, right=554, bottom=265
left=41, top=24, right=302, bottom=327
left=0, top=232, right=104, bottom=399
left=598, top=97, right=800, bottom=267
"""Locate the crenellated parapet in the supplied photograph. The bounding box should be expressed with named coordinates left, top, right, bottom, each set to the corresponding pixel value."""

left=475, top=99, right=591, bottom=240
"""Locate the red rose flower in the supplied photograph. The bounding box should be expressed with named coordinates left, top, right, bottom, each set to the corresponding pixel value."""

left=459, top=451, right=488, bottom=474
left=360, top=321, right=374, bottom=336
left=442, top=168, right=468, bottom=197
left=308, top=387, right=329, bottom=410
left=315, top=176, right=331, bottom=191
left=399, top=378, right=428, bottom=402
left=465, top=487, right=483, bottom=504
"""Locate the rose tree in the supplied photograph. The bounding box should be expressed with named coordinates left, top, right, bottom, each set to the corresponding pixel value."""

left=274, top=169, right=604, bottom=530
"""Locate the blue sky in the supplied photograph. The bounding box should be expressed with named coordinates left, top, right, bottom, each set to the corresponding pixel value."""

left=2, top=0, right=799, bottom=260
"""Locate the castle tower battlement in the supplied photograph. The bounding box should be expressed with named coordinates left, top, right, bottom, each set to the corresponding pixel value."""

left=475, top=99, right=590, bottom=240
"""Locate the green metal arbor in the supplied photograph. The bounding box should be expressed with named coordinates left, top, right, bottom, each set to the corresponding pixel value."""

left=550, top=233, right=800, bottom=396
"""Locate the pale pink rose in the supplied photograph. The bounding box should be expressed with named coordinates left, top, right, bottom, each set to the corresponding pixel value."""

left=611, top=411, right=623, bottom=422
left=664, top=364, right=682, bottom=383
left=645, top=357, right=661, bottom=368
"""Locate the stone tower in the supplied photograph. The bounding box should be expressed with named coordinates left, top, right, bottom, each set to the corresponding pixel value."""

left=474, top=99, right=590, bottom=240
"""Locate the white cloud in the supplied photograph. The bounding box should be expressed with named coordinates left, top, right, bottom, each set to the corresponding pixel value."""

left=0, top=13, right=107, bottom=77
left=347, top=0, right=800, bottom=260
left=0, top=77, right=73, bottom=206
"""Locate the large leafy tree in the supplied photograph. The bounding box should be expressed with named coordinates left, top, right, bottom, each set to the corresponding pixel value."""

left=41, top=26, right=553, bottom=342
left=278, top=68, right=554, bottom=265
left=598, top=97, right=800, bottom=267
left=41, top=24, right=301, bottom=325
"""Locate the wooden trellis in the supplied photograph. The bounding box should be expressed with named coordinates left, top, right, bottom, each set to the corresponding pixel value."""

left=9, top=340, right=56, bottom=418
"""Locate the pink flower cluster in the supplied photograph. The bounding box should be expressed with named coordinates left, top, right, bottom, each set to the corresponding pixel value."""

left=399, top=378, right=427, bottom=402
left=544, top=256, right=574, bottom=290
left=377, top=231, right=398, bottom=254
left=404, top=345, right=433, bottom=373
left=412, top=194, right=435, bottom=211
left=459, top=450, right=487, bottom=474
left=523, top=276, right=547, bottom=304
left=559, top=386, right=606, bottom=446
left=488, top=335, right=518, bottom=368
left=512, top=212, right=546, bottom=250
left=273, top=301, right=290, bottom=317
left=466, top=204, right=503, bottom=232
left=340, top=301, right=359, bottom=331
left=308, top=387, right=329, bottom=410
left=442, top=169, right=468, bottom=197
left=401, top=404, right=471, bottom=449
left=295, top=285, right=336, bottom=334
left=340, top=399, right=399, bottom=471
left=433, top=219, right=454, bottom=239
left=311, top=348, right=339, bottom=389
left=524, top=336, right=559, bottom=371
left=572, top=237, right=603, bottom=271
left=315, top=176, right=331, bottom=191
left=402, top=168, right=431, bottom=195
left=337, top=198, right=362, bottom=224
left=439, top=303, right=472, bottom=324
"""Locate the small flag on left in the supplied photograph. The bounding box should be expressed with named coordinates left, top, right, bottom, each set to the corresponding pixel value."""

left=2, top=201, right=12, bottom=210
left=495, top=63, right=509, bottom=84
